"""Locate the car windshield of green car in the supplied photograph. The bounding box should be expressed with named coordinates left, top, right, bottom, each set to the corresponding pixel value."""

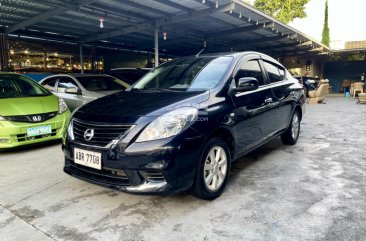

left=76, top=76, right=127, bottom=91
left=0, top=74, right=50, bottom=99
left=132, top=56, right=233, bottom=92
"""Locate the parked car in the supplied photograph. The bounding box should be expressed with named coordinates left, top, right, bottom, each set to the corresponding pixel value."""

left=63, top=52, right=305, bottom=200
left=0, top=73, right=71, bottom=149
left=105, top=68, right=151, bottom=85
left=293, top=76, right=319, bottom=97
left=39, top=74, right=129, bottom=111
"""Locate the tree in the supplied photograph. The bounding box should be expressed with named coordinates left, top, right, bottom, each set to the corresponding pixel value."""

left=254, top=0, right=310, bottom=24
left=321, top=0, right=330, bottom=47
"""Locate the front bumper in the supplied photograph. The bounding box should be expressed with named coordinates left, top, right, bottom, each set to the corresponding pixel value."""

left=63, top=128, right=205, bottom=195
left=0, top=111, right=71, bottom=149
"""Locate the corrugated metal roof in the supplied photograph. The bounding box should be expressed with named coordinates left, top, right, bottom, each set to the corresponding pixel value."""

left=0, top=0, right=331, bottom=57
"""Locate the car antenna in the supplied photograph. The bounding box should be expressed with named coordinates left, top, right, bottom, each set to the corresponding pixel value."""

left=196, top=48, right=205, bottom=58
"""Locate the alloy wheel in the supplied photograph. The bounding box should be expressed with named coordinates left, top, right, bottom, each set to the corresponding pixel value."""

left=204, top=146, right=228, bottom=191
left=291, top=114, right=300, bottom=139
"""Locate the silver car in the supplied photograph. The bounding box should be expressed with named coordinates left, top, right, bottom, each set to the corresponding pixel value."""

left=39, top=74, right=129, bottom=111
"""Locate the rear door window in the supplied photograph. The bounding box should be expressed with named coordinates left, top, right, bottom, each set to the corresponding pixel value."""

left=263, top=61, right=283, bottom=83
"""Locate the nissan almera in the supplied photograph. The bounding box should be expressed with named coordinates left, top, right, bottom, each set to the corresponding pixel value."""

left=63, top=52, right=305, bottom=200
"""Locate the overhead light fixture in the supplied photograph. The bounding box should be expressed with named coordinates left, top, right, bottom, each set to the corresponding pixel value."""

left=163, top=32, right=167, bottom=40
left=204, top=39, right=207, bottom=48
left=256, top=20, right=259, bottom=25
left=202, top=0, right=205, bottom=3
left=239, top=8, right=242, bottom=18
left=99, top=17, right=104, bottom=28
left=215, top=0, right=219, bottom=8
left=248, top=13, right=251, bottom=22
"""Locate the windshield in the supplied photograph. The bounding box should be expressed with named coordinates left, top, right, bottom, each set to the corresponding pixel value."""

left=0, top=74, right=50, bottom=99
left=107, top=69, right=148, bottom=85
left=132, top=56, right=232, bottom=92
left=76, top=76, right=127, bottom=91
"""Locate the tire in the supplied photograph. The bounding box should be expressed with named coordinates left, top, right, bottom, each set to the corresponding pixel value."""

left=281, top=110, right=300, bottom=145
left=190, top=137, right=231, bottom=200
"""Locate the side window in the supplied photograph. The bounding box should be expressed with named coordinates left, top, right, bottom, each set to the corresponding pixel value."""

left=57, top=77, right=78, bottom=93
left=42, top=77, right=58, bottom=91
left=263, top=61, right=282, bottom=83
left=235, top=60, right=265, bottom=86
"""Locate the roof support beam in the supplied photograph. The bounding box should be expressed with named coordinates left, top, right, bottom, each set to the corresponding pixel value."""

left=152, top=0, right=193, bottom=13
left=204, top=22, right=272, bottom=38
left=6, top=0, right=96, bottom=34
left=256, top=42, right=302, bottom=51
left=81, top=3, right=233, bottom=43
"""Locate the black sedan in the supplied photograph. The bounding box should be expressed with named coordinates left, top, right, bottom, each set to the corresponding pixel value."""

left=63, top=52, right=305, bottom=200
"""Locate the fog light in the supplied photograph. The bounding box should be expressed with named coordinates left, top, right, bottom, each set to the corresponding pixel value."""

left=0, top=138, right=11, bottom=143
left=144, top=160, right=165, bottom=169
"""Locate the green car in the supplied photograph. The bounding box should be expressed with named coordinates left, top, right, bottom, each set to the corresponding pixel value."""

left=0, top=73, right=71, bottom=149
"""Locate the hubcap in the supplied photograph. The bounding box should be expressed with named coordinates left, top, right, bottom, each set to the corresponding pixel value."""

left=291, top=114, right=300, bottom=139
left=204, top=146, right=228, bottom=191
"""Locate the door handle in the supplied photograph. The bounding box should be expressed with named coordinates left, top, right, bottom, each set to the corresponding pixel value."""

left=265, top=97, right=273, bottom=103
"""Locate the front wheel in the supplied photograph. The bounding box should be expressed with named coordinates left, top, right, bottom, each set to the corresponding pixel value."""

left=190, top=137, right=231, bottom=200
left=281, top=111, right=300, bottom=145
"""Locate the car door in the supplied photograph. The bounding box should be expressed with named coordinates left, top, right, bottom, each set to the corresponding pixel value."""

left=55, top=77, right=83, bottom=111
left=231, top=56, right=276, bottom=155
left=261, top=60, right=293, bottom=132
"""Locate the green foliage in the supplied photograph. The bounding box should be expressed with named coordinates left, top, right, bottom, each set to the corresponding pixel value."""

left=321, top=0, right=330, bottom=47
left=254, top=0, right=310, bottom=24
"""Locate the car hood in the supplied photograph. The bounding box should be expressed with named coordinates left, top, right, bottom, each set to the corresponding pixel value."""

left=0, top=95, right=59, bottom=116
left=74, top=90, right=209, bottom=123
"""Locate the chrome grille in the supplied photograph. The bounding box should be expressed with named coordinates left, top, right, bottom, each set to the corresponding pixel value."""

left=72, top=119, right=132, bottom=148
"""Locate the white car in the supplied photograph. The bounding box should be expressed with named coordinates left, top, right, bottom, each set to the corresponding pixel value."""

left=40, top=74, right=129, bottom=111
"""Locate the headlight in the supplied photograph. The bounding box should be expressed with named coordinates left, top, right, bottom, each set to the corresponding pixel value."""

left=67, top=119, right=74, bottom=140
left=58, top=98, right=68, bottom=114
left=136, top=107, right=198, bottom=142
left=0, top=116, right=7, bottom=121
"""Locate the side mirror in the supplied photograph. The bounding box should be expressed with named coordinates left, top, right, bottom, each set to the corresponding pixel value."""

left=65, top=87, right=82, bottom=95
left=236, top=77, right=259, bottom=92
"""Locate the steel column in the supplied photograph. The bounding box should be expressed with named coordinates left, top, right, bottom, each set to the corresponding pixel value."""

left=154, top=27, right=159, bottom=68
left=0, top=33, right=9, bottom=71
left=80, top=44, right=84, bottom=74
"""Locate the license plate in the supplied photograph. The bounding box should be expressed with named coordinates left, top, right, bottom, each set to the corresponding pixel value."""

left=27, top=125, right=52, bottom=137
left=74, top=148, right=102, bottom=170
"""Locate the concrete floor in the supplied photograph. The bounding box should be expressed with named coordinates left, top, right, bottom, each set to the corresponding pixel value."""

left=1, top=96, right=366, bottom=241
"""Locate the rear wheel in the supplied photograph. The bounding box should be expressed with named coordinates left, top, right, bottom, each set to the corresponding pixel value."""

left=281, top=111, right=300, bottom=145
left=191, top=137, right=231, bottom=200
